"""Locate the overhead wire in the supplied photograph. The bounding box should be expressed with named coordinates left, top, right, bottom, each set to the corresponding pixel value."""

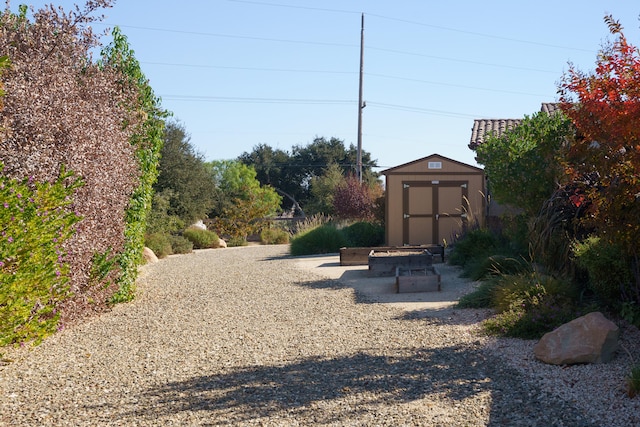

left=95, top=1, right=589, bottom=141
left=227, top=0, right=596, bottom=53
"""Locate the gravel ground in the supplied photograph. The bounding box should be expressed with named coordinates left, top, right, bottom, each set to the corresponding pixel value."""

left=1, top=244, right=639, bottom=426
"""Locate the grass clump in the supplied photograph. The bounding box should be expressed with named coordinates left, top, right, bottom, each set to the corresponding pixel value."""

left=464, top=254, right=532, bottom=281
left=182, top=227, right=220, bottom=249
left=627, top=364, right=640, bottom=398
left=290, top=223, right=348, bottom=256
left=448, top=228, right=501, bottom=267
left=260, top=227, right=290, bottom=244
left=457, top=279, right=499, bottom=309
left=450, top=226, right=590, bottom=340
left=481, top=273, right=586, bottom=339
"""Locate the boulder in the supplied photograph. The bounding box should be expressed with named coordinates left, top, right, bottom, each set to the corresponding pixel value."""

left=534, top=311, right=619, bottom=365
left=142, top=247, right=159, bottom=264
left=191, top=220, right=206, bottom=230
left=218, top=238, right=227, bottom=248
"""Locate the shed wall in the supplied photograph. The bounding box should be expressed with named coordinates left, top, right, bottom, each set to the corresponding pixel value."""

left=383, top=156, right=485, bottom=247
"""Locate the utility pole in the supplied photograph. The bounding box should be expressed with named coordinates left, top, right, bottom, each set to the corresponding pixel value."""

left=356, top=13, right=365, bottom=183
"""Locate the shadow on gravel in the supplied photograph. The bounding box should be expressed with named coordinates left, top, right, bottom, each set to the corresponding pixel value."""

left=101, top=346, right=593, bottom=426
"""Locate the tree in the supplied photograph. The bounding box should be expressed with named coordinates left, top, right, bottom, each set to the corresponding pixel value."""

left=239, top=136, right=378, bottom=213
left=332, top=174, right=383, bottom=221
left=475, top=111, right=574, bottom=217
left=237, top=143, right=301, bottom=214
left=153, top=121, right=214, bottom=225
left=558, top=16, right=640, bottom=258
left=291, top=136, right=377, bottom=189
left=306, top=163, right=344, bottom=216
left=206, top=160, right=282, bottom=241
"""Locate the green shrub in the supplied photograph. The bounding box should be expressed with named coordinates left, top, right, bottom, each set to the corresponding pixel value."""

left=456, top=279, right=500, bottom=309
left=182, top=227, right=220, bottom=249
left=146, top=190, right=186, bottom=235
left=0, top=166, right=82, bottom=346
left=227, top=236, right=248, bottom=247
left=620, top=302, right=640, bottom=327
left=448, top=228, right=500, bottom=267
left=169, top=235, right=193, bottom=254
left=482, top=273, right=584, bottom=339
left=260, top=227, right=290, bottom=245
left=498, top=213, right=530, bottom=255
left=341, top=221, right=385, bottom=247
left=464, top=255, right=532, bottom=281
left=145, top=233, right=172, bottom=258
left=573, top=236, right=632, bottom=308
left=290, top=224, right=348, bottom=256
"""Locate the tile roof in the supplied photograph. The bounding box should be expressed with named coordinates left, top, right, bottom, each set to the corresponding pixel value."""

left=468, top=118, right=521, bottom=150
left=540, top=103, right=562, bottom=115
left=468, top=103, right=561, bottom=150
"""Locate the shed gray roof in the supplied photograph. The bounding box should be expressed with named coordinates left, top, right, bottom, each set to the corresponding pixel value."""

left=468, top=103, right=560, bottom=150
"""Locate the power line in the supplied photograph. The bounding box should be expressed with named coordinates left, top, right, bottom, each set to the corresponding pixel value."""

left=158, top=94, right=483, bottom=120
left=366, top=73, right=548, bottom=97
left=227, top=0, right=359, bottom=16
left=99, top=23, right=354, bottom=49
left=365, top=13, right=595, bottom=53
left=160, top=95, right=356, bottom=105
left=142, top=62, right=353, bottom=75
left=227, top=0, right=595, bottom=53
left=111, top=24, right=566, bottom=76
left=143, top=62, right=548, bottom=98
left=141, top=61, right=546, bottom=97
left=366, top=47, right=559, bottom=74
left=366, top=102, right=481, bottom=119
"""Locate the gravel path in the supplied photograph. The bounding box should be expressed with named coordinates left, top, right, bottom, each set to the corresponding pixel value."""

left=0, top=245, right=638, bottom=426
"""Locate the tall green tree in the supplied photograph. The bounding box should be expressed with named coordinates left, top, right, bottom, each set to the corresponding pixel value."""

left=153, top=121, right=214, bottom=225
left=239, top=136, right=378, bottom=213
left=305, top=162, right=344, bottom=216
left=237, top=143, right=301, bottom=213
left=206, top=160, right=282, bottom=241
left=475, top=111, right=574, bottom=217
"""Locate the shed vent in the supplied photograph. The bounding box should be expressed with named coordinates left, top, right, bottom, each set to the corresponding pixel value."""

left=428, top=161, right=442, bottom=169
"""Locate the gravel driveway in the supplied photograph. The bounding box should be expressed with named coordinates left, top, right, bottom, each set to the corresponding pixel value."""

left=0, top=245, right=634, bottom=426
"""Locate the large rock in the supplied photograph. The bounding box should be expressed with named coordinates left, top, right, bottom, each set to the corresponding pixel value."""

left=191, top=220, right=207, bottom=230
left=218, top=238, right=227, bottom=248
left=534, top=311, right=619, bottom=365
left=142, top=247, right=159, bottom=264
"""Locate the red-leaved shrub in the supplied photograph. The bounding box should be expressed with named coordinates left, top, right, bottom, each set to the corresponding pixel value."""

left=0, top=2, right=144, bottom=325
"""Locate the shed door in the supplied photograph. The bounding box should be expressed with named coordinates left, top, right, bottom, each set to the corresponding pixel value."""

left=402, top=181, right=468, bottom=245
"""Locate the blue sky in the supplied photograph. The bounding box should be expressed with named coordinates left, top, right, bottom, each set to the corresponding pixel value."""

left=23, top=1, right=640, bottom=170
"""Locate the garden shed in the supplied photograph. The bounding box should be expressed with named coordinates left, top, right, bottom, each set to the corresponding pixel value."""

left=380, top=154, right=485, bottom=247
